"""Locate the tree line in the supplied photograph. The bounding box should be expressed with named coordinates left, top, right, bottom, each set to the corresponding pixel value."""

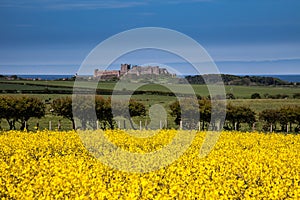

left=0, top=96, right=300, bottom=132
left=0, top=96, right=45, bottom=130
left=259, top=107, right=300, bottom=132
left=52, top=96, right=145, bottom=130
left=169, top=99, right=300, bottom=132
left=184, top=74, right=297, bottom=86
left=0, top=96, right=145, bottom=131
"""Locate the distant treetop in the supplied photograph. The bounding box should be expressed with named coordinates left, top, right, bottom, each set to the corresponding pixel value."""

left=185, top=74, right=293, bottom=86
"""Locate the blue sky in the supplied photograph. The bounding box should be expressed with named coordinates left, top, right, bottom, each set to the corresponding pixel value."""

left=0, top=0, right=299, bottom=75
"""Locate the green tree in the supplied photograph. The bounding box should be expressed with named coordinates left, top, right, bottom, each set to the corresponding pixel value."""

left=169, top=100, right=181, bottom=126
left=15, top=96, right=45, bottom=130
left=51, top=97, right=75, bottom=129
left=278, top=106, right=299, bottom=132
left=294, top=106, right=300, bottom=132
left=251, top=93, right=261, bottom=99
left=112, top=99, right=146, bottom=129
left=95, top=96, right=114, bottom=129
left=198, top=98, right=211, bottom=130
left=293, top=93, right=300, bottom=99
left=0, top=96, right=17, bottom=130
left=259, top=109, right=280, bottom=132
left=52, top=96, right=118, bottom=130
left=169, top=98, right=200, bottom=129
left=129, top=100, right=146, bottom=118
left=73, top=95, right=99, bottom=130
left=226, top=93, right=236, bottom=99
left=225, top=104, right=256, bottom=131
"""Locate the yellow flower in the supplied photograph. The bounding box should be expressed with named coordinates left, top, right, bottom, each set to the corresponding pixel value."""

left=0, top=130, right=299, bottom=199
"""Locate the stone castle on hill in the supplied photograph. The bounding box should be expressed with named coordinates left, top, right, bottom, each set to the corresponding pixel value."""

left=94, top=64, right=175, bottom=79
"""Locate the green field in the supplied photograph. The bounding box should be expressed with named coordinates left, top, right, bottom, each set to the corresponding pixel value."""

left=1, top=80, right=300, bottom=131
left=1, top=80, right=300, bottom=98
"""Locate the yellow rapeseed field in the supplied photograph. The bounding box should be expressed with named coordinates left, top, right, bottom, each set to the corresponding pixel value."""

left=1, top=129, right=300, bottom=199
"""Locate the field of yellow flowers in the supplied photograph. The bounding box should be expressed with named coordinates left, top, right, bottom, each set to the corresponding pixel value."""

left=1, top=129, right=300, bottom=199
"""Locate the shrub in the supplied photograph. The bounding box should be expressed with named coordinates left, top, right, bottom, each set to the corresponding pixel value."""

left=251, top=93, right=261, bottom=99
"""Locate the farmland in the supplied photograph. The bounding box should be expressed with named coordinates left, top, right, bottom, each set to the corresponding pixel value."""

left=1, top=0, right=299, bottom=199
left=1, top=78, right=300, bottom=199
left=1, top=80, right=300, bottom=98
left=1, top=79, right=300, bottom=131
left=1, top=129, right=300, bottom=199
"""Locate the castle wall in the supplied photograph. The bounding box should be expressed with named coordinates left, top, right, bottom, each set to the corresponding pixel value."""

left=94, top=64, right=172, bottom=79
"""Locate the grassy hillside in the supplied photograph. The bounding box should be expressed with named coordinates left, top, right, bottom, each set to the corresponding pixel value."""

left=1, top=80, right=300, bottom=99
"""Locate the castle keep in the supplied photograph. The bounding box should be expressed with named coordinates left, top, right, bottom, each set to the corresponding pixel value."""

left=94, top=64, right=173, bottom=79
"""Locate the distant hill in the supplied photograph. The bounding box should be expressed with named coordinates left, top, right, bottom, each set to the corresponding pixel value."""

left=1, top=73, right=299, bottom=86
left=260, top=75, right=300, bottom=83
left=185, top=74, right=298, bottom=86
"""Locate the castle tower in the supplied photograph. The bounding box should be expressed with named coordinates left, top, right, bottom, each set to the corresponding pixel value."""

left=120, top=64, right=131, bottom=75
left=94, top=69, right=99, bottom=77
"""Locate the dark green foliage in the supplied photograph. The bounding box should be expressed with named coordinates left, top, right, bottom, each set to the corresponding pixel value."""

left=259, top=109, right=280, bottom=124
left=266, top=94, right=289, bottom=99
left=170, top=99, right=256, bottom=131
left=226, top=93, right=236, bottom=99
left=198, top=98, right=212, bottom=130
left=51, top=96, right=147, bottom=130
left=293, top=93, right=300, bottom=99
left=251, top=93, right=261, bottom=99
left=169, top=98, right=208, bottom=129
left=72, top=95, right=97, bottom=130
left=95, top=96, right=114, bottom=129
left=278, top=106, right=297, bottom=132
left=180, top=98, right=200, bottom=129
left=16, top=96, right=45, bottom=130
left=0, top=96, right=17, bottom=130
left=259, top=106, right=300, bottom=132
left=51, top=97, right=75, bottom=129
left=262, top=93, right=290, bottom=99
left=129, top=100, right=146, bottom=117
left=0, top=96, right=45, bottom=130
left=52, top=96, right=115, bottom=130
left=185, top=74, right=290, bottom=86
left=112, top=99, right=146, bottom=129
left=225, top=104, right=256, bottom=131
left=169, top=101, right=181, bottom=125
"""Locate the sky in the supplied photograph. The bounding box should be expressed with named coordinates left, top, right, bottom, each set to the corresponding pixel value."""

left=0, top=0, right=300, bottom=75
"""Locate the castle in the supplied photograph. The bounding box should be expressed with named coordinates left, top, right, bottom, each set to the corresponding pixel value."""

left=94, top=64, right=174, bottom=79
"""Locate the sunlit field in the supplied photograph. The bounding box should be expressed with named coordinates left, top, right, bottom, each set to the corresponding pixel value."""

left=1, top=130, right=300, bottom=199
